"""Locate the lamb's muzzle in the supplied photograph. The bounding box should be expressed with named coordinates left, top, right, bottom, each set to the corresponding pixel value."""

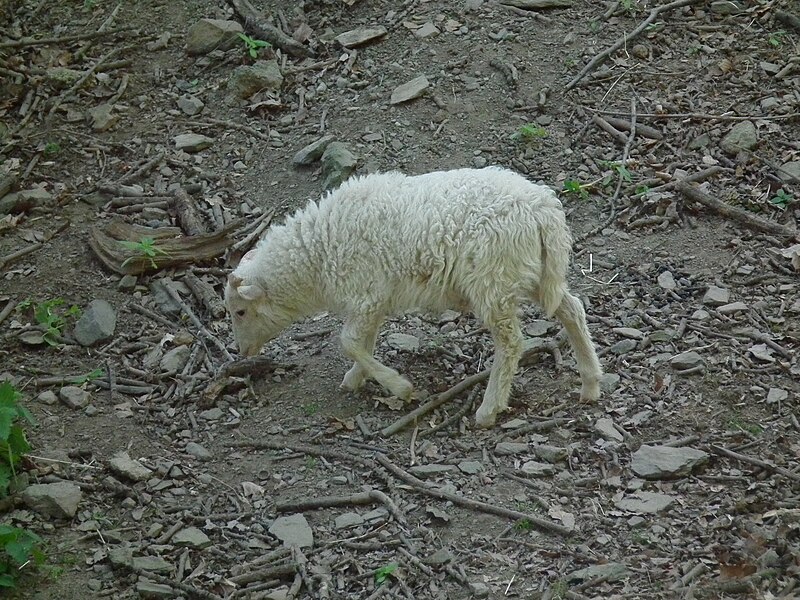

left=224, top=167, right=603, bottom=427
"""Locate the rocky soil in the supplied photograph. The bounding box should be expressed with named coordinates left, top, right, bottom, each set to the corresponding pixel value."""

left=1, top=0, right=799, bottom=598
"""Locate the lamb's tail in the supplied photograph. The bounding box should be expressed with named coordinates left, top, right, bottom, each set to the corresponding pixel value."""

left=538, top=208, right=572, bottom=318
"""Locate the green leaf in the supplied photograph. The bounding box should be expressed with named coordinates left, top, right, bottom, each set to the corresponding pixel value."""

left=375, top=562, right=398, bottom=585
left=7, top=426, right=30, bottom=457
left=6, top=539, right=33, bottom=565
left=0, top=573, right=15, bottom=587
left=0, top=382, right=18, bottom=404
left=0, top=406, right=16, bottom=441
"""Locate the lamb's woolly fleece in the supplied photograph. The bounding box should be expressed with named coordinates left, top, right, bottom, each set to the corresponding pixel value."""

left=234, top=167, right=571, bottom=320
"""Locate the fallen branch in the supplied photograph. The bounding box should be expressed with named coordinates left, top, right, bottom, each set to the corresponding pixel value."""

left=710, top=445, right=800, bottom=482
left=0, top=26, right=135, bottom=49
left=566, top=0, right=702, bottom=90
left=225, top=0, right=312, bottom=57
left=676, top=182, right=798, bottom=241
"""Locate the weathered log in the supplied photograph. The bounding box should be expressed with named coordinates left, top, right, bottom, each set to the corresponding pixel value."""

left=225, top=0, right=312, bottom=57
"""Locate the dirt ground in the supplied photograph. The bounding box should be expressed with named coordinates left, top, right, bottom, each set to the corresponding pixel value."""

left=1, top=0, right=799, bottom=598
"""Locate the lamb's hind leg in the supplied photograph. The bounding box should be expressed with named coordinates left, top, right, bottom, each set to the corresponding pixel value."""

left=554, top=292, right=602, bottom=401
left=340, top=315, right=413, bottom=400
left=340, top=317, right=381, bottom=391
left=474, top=307, right=523, bottom=428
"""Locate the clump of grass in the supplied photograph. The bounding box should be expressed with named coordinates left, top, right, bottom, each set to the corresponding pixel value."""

left=511, top=124, right=548, bottom=143
left=119, top=237, right=170, bottom=270
left=238, top=33, right=271, bottom=59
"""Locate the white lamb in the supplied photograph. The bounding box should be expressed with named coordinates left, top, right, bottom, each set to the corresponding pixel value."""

left=225, top=167, right=602, bottom=427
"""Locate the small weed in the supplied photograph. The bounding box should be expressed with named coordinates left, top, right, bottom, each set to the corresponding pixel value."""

left=302, top=403, right=318, bottom=416
left=374, top=562, right=398, bottom=586
left=18, top=299, right=80, bottom=346
left=512, top=124, right=548, bottom=143
left=768, top=31, right=785, bottom=47
left=0, top=525, right=45, bottom=588
left=69, top=369, right=105, bottom=386
left=82, top=0, right=97, bottom=9
left=238, top=33, right=271, bottom=59
left=727, top=416, right=762, bottom=436
left=305, top=456, right=317, bottom=470
left=43, top=142, right=60, bottom=155
left=635, top=185, right=650, bottom=196
left=562, top=179, right=589, bottom=200
left=770, top=189, right=792, bottom=209
left=119, top=237, right=170, bottom=270
left=550, top=579, right=569, bottom=599
left=620, top=0, right=637, bottom=14
left=515, top=518, right=534, bottom=531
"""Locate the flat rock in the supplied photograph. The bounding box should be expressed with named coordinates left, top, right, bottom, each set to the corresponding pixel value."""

left=494, top=442, right=528, bottom=455
left=136, top=580, right=174, bottom=598
left=520, top=460, right=555, bottom=476
left=718, top=301, right=748, bottom=315
left=160, top=345, right=190, bottom=374
left=74, top=299, right=116, bottom=346
left=500, top=418, right=528, bottom=429
left=198, top=407, right=224, bottom=420
left=390, top=75, right=430, bottom=104
left=703, top=285, right=730, bottom=306
left=720, top=120, right=757, bottom=155
left=334, top=512, right=365, bottom=529
left=533, top=444, right=567, bottom=463
left=335, top=26, right=387, bottom=48
left=568, top=562, right=630, bottom=583
left=670, top=351, right=704, bottom=370
left=174, top=133, right=213, bottom=152
left=321, top=142, right=357, bottom=190
left=132, top=555, right=172, bottom=573
left=38, top=390, right=58, bottom=405
left=59, top=385, right=90, bottom=409
left=21, top=482, right=82, bottom=518
left=749, top=343, right=775, bottom=363
left=594, top=418, right=623, bottom=442
left=599, top=372, right=621, bottom=394
left=0, top=187, right=54, bottom=214
left=177, top=95, right=204, bottom=116
left=779, top=161, right=800, bottom=184
left=173, top=526, right=212, bottom=549
left=710, top=0, right=744, bottom=14
left=766, top=388, right=789, bottom=404
left=87, top=103, right=117, bottom=132
left=109, top=451, right=153, bottom=482
left=413, top=22, right=440, bottom=38
left=228, top=60, right=283, bottom=99
left=609, top=339, right=637, bottom=355
left=293, top=135, right=335, bottom=165
left=613, top=327, right=644, bottom=340
left=269, top=514, right=313, bottom=548
left=457, top=460, right=483, bottom=474
left=386, top=333, right=420, bottom=351
left=409, top=464, right=457, bottom=478
left=615, top=491, right=675, bottom=514
left=631, top=445, right=709, bottom=479
left=186, top=18, right=243, bottom=55
left=185, top=442, right=212, bottom=461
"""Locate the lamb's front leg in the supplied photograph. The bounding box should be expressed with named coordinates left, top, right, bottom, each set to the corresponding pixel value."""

left=340, top=315, right=413, bottom=400
left=340, top=317, right=381, bottom=391
left=475, top=312, right=523, bottom=428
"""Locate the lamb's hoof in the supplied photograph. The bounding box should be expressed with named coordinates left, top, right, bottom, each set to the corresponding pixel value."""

left=340, top=368, right=365, bottom=392
left=580, top=381, right=601, bottom=403
left=391, top=379, right=414, bottom=401
left=474, top=407, right=497, bottom=429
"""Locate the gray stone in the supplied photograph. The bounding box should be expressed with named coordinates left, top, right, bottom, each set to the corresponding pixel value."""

left=457, top=460, right=483, bottom=474
left=292, top=135, right=335, bottom=166
left=533, top=444, right=567, bottom=463
left=609, top=339, right=637, bottom=355
left=132, top=555, right=172, bottom=573
left=413, top=22, right=440, bottom=38
left=718, top=301, right=748, bottom=315
left=760, top=61, right=780, bottom=75
left=118, top=274, right=137, bottom=292
left=149, top=279, right=181, bottom=315
left=631, top=445, right=709, bottom=479
left=335, top=26, right=387, bottom=48
left=59, top=386, right=90, bottom=409
left=160, top=345, right=190, bottom=374
left=228, top=60, right=283, bottom=99
left=720, top=120, right=757, bottom=155
left=594, top=418, right=623, bottom=442
left=500, top=418, right=527, bottom=429
left=269, top=514, right=313, bottom=548
left=321, top=142, right=357, bottom=190
left=409, top=464, right=457, bottom=478
left=468, top=582, right=490, bottom=598
left=520, top=460, right=555, bottom=476
left=568, top=562, right=630, bottom=583
left=173, top=526, right=212, bottom=549
left=524, top=320, right=551, bottom=337
left=615, top=491, right=675, bottom=514
left=185, top=442, right=212, bottom=461
left=424, top=548, right=453, bottom=565
left=688, top=133, right=710, bottom=150
left=613, top=327, right=644, bottom=340
left=494, top=442, right=528, bottom=455
left=45, top=66, right=83, bottom=88
left=710, top=0, right=744, bottom=14
left=21, top=482, right=82, bottom=518
left=386, top=333, right=419, bottom=351
left=749, top=343, right=775, bottom=363
left=177, top=95, right=204, bottom=116
left=74, top=299, right=116, bottom=346
left=703, top=285, right=730, bottom=306
left=657, top=270, right=677, bottom=290
left=37, top=390, right=58, bottom=405
left=109, top=451, right=153, bottom=482
left=670, top=351, right=704, bottom=370
left=87, top=103, right=117, bottom=132
left=599, top=373, right=620, bottom=394
left=390, top=75, right=430, bottom=104
left=0, top=187, right=54, bottom=215
left=198, top=407, right=224, bottom=420
left=334, top=512, right=365, bottom=529
left=108, top=546, right=133, bottom=567
left=766, top=388, right=788, bottom=404
left=174, top=133, right=213, bottom=152
left=186, top=19, right=243, bottom=55
left=136, top=580, right=174, bottom=598
left=779, top=161, right=800, bottom=184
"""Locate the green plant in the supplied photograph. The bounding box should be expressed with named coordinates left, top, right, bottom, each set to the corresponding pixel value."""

left=562, top=179, right=589, bottom=200
left=621, top=0, right=636, bottom=13
left=302, top=403, right=318, bottom=416
left=768, top=31, right=785, bottom=47
left=304, top=456, right=317, bottom=470
left=770, top=189, right=792, bottom=209
left=119, top=237, right=170, bottom=270
left=374, top=562, right=398, bottom=586
left=635, top=185, right=650, bottom=196
left=70, top=369, right=104, bottom=386
left=0, top=382, right=34, bottom=497
left=43, top=142, right=60, bottom=155
left=0, top=525, right=45, bottom=588
left=238, top=33, right=271, bottom=59
left=515, top=518, right=534, bottom=531
left=727, top=416, right=762, bottom=436
left=18, top=299, right=80, bottom=346
left=550, top=579, right=568, bottom=599
left=512, top=124, right=548, bottom=143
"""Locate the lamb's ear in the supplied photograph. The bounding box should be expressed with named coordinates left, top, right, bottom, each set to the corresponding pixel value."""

left=237, top=283, right=266, bottom=300
left=228, top=274, right=243, bottom=288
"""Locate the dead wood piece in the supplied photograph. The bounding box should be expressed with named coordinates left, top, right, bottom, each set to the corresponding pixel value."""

left=0, top=26, right=135, bottom=49
left=88, top=218, right=239, bottom=275
left=602, top=115, right=662, bottom=140
left=275, top=492, right=377, bottom=513
left=231, top=209, right=275, bottom=252
left=591, top=114, right=627, bottom=145
left=0, top=299, right=15, bottom=326
left=169, top=188, right=208, bottom=236
left=183, top=272, right=225, bottom=318
left=499, top=0, right=571, bottom=8
left=225, top=0, right=312, bottom=57
left=566, top=0, right=701, bottom=90
left=710, top=445, right=800, bottom=482
left=776, top=10, right=800, bottom=32
left=228, top=563, right=298, bottom=586
left=220, top=356, right=295, bottom=379
left=676, top=182, right=799, bottom=241
left=130, top=570, right=224, bottom=600
left=116, top=152, right=164, bottom=186
left=417, top=388, right=480, bottom=438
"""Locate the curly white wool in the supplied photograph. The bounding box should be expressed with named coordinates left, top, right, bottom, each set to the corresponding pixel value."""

left=225, top=167, right=602, bottom=427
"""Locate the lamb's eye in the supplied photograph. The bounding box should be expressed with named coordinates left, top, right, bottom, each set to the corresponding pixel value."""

left=236, top=309, right=246, bottom=317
